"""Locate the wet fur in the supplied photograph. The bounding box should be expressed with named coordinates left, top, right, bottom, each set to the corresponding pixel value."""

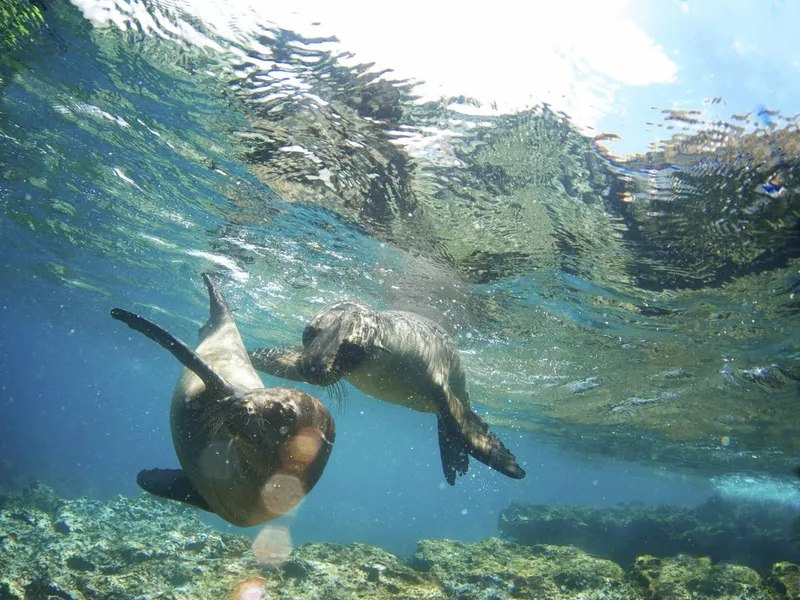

left=250, top=301, right=525, bottom=485
left=112, top=274, right=335, bottom=526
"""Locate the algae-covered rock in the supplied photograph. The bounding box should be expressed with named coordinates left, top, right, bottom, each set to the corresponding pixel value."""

left=499, top=496, right=800, bottom=573
left=767, top=562, right=800, bottom=600
left=274, top=542, right=445, bottom=599
left=412, top=537, right=638, bottom=599
left=1, top=480, right=797, bottom=599
left=628, top=554, right=776, bottom=600
left=0, top=481, right=261, bottom=599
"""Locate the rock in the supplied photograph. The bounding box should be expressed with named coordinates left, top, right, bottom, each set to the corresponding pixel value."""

left=628, top=555, right=772, bottom=600
left=767, top=562, right=800, bottom=600
left=413, top=538, right=638, bottom=599
left=275, top=542, right=442, bottom=599
left=499, top=497, right=800, bottom=574
left=0, top=482, right=262, bottom=599
left=1, top=481, right=797, bottom=599
left=17, top=479, right=62, bottom=515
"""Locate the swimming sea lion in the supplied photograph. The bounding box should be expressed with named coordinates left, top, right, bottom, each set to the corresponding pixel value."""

left=111, top=274, right=335, bottom=527
left=249, top=301, right=525, bottom=485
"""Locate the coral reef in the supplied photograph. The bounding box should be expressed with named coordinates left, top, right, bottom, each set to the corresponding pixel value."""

left=1, top=481, right=799, bottom=599
left=499, top=495, right=800, bottom=574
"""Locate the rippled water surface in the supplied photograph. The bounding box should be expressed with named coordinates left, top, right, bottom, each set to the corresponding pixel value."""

left=1, top=0, right=798, bottom=520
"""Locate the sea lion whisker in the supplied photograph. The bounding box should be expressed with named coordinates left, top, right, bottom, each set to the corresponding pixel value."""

left=325, top=379, right=347, bottom=415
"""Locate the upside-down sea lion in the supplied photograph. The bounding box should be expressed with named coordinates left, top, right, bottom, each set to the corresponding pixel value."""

left=249, top=301, right=525, bottom=485
left=111, top=274, right=335, bottom=527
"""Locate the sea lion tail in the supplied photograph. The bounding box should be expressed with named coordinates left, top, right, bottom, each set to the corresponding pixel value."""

left=439, top=388, right=526, bottom=481
left=111, top=307, right=235, bottom=397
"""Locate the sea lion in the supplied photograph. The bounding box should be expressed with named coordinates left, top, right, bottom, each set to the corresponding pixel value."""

left=249, top=301, right=525, bottom=485
left=111, top=274, right=335, bottom=527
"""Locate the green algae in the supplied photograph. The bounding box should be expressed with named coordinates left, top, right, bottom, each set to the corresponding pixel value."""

left=0, top=0, right=43, bottom=53
left=1, top=482, right=799, bottom=599
left=628, top=555, right=773, bottom=600
left=413, top=538, right=636, bottom=600
left=499, top=497, right=800, bottom=574
left=767, top=563, right=800, bottom=600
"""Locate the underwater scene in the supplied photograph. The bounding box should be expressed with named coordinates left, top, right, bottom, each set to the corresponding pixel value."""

left=1, top=0, right=799, bottom=598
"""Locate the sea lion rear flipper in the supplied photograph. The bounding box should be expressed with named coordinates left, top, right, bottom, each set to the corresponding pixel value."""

left=136, top=468, right=212, bottom=512
left=249, top=347, right=307, bottom=382
left=437, top=416, right=469, bottom=485
left=111, top=308, right=236, bottom=398
left=437, top=388, right=526, bottom=481
left=198, top=273, right=234, bottom=339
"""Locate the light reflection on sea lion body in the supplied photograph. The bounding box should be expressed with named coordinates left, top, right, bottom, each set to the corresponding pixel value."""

left=111, top=274, right=336, bottom=527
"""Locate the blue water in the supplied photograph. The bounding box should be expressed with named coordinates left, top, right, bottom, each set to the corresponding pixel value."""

left=1, top=0, right=798, bottom=562
left=0, top=282, right=710, bottom=555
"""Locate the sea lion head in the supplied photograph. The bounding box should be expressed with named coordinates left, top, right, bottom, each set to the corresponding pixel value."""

left=188, top=386, right=335, bottom=525
left=197, top=387, right=333, bottom=480
left=297, top=302, right=381, bottom=386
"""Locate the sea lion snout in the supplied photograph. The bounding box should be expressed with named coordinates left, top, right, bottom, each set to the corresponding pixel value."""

left=297, top=354, right=339, bottom=386
left=235, top=389, right=298, bottom=444
left=297, top=336, right=367, bottom=385
left=297, top=320, right=356, bottom=385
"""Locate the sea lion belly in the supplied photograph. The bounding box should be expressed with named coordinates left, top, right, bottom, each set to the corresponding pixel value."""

left=345, top=350, right=439, bottom=413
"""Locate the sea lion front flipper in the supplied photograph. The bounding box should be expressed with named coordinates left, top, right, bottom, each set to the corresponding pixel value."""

left=111, top=308, right=236, bottom=398
left=437, top=416, right=469, bottom=485
left=437, top=388, right=526, bottom=481
left=249, top=347, right=307, bottom=382
left=136, top=468, right=212, bottom=512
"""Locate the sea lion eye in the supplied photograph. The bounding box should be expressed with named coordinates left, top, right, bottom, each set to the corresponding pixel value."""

left=302, top=326, right=320, bottom=347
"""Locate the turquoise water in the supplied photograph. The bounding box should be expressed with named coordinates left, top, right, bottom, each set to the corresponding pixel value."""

left=1, top=0, right=798, bottom=563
